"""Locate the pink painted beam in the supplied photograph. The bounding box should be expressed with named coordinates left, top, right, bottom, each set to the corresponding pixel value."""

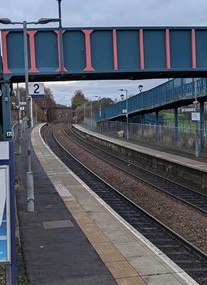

left=113, top=29, right=118, bottom=70
left=139, top=29, right=144, bottom=69
left=191, top=29, right=196, bottom=68
left=82, top=29, right=95, bottom=71
left=1, top=31, right=11, bottom=74
left=27, top=31, right=39, bottom=73
left=165, top=29, right=171, bottom=69
left=55, top=30, right=68, bottom=72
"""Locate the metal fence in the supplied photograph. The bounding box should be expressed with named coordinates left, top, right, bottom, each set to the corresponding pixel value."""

left=94, top=120, right=207, bottom=157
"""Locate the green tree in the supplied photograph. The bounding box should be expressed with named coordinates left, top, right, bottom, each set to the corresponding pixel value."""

left=71, top=90, right=86, bottom=110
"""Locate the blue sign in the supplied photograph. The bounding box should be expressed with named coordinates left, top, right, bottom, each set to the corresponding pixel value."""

left=0, top=165, right=10, bottom=263
left=0, top=210, right=7, bottom=261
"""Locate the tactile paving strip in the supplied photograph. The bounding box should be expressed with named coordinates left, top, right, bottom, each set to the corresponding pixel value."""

left=54, top=183, right=75, bottom=201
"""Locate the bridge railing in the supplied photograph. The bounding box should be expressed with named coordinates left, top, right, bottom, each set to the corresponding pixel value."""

left=96, top=78, right=207, bottom=121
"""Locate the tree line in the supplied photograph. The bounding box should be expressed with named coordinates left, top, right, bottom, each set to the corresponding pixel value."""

left=10, top=87, right=114, bottom=124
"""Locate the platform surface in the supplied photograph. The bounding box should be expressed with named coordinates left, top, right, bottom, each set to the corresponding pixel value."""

left=15, top=124, right=199, bottom=285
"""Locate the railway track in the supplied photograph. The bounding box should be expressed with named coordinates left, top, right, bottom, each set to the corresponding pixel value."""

left=43, top=122, right=207, bottom=285
left=64, top=122, right=207, bottom=214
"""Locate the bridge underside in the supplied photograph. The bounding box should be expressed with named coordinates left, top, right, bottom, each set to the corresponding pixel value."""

left=7, top=70, right=207, bottom=84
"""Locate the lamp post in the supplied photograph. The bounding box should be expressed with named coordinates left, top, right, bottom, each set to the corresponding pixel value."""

left=118, top=89, right=128, bottom=139
left=56, top=0, right=64, bottom=75
left=0, top=17, right=60, bottom=212
left=95, top=95, right=102, bottom=117
left=138, top=84, right=144, bottom=108
left=193, top=78, right=199, bottom=157
left=90, top=99, right=93, bottom=129
left=57, top=0, right=63, bottom=28
left=16, top=83, right=22, bottom=155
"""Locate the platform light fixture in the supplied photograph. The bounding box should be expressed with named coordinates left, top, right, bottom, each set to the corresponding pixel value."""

left=120, top=94, right=125, bottom=101
left=138, top=84, right=143, bottom=93
left=94, top=95, right=102, bottom=117
left=0, top=17, right=60, bottom=213
left=118, top=89, right=129, bottom=140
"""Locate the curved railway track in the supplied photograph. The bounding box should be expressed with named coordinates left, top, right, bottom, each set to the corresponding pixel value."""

left=64, top=123, right=207, bottom=214
left=43, top=122, right=207, bottom=285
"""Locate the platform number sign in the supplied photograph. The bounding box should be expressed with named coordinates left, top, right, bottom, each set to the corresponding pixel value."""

left=29, top=83, right=44, bottom=98
left=6, top=131, right=12, bottom=139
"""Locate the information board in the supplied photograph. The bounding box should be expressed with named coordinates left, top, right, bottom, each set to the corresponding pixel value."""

left=0, top=166, right=11, bottom=263
left=191, top=112, right=200, bottom=121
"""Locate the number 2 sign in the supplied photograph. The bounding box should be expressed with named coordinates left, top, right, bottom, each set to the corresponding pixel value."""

left=29, top=83, right=45, bottom=98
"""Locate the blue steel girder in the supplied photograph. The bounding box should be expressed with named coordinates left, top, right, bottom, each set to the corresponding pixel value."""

left=2, top=26, right=207, bottom=82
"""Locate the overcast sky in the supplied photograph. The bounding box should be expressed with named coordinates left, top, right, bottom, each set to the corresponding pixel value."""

left=1, top=0, right=206, bottom=105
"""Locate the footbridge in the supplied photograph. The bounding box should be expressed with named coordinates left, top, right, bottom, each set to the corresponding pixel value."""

left=96, top=78, right=206, bottom=121
left=95, top=78, right=207, bottom=147
left=1, top=26, right=207, bottom=139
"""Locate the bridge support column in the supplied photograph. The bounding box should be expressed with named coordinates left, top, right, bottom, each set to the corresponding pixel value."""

left=1, top=83, right=12, bottom=141
left=141, top=114, right=144, bottom=135
left=155, top=111, right=159, bottom=141
left=200, top=101, right=205, bottom=151
left=174, top=107, right=178, bottom=145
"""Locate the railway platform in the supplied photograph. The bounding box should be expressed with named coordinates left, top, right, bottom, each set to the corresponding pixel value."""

left=74, top=124, right=207, bottom=189
left=14, top=123, right=200, bottom=285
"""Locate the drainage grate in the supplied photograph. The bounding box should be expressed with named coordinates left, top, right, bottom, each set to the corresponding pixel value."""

left=43, top=219, right=74, bottom=229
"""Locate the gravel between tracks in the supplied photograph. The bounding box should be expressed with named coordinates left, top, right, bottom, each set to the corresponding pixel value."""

left=54, top=124, right=207, bottom=253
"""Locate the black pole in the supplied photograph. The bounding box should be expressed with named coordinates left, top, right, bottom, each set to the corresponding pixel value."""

left=57, top=0, right=62, bottom=28
left=57, top=0, right=64, bottom=75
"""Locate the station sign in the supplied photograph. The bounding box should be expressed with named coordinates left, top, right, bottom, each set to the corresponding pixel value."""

left=19, top=102, right=26, bottom=106
left=182, top=107, right=195, bottom=113
left=29, top=82, right=45, bottom=99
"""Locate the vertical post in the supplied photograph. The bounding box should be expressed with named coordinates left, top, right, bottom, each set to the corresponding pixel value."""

left=23, top=20, right=34, bottom=212
left=194, top=78, right=199, bottom=157
left=141, top=114, right=144, bottom=136
left=16, top=83, right=22, bottom=154
left=57, top=0, right=64, bottom=75
left=155, top=111, right=159, bottom=141
left=57, top=0, right=62, bottom=28
left=126, top=90, right=129, bottom=140
left=30, top=97, right=33, bottom=127
left=174, top=107, right=178, bottom=145
left=83, top=101, right=86, bottom=125
left=200, top=101, right=204, bottom=151
left=99, top=101, right=102, bottom=118
left=1, top=83, right=12, bottom=141
left=90, top=100, right=93, bottom=129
